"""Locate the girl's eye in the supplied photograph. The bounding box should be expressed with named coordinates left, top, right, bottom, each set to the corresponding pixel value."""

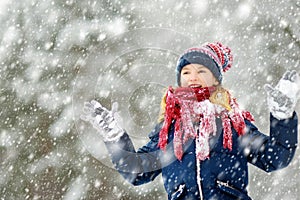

left=182, top=71, right=190, bottom=75
left=198, top=70, right=206, bottom=73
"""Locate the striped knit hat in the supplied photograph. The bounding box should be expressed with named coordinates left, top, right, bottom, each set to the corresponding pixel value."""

left=176, top=42, right=233, bottom=86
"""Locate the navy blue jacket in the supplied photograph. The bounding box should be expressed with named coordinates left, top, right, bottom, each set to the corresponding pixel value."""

left=105, top=113, right=298, bottom=200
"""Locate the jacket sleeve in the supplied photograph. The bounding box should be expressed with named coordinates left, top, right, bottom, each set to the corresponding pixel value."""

left=240, top=112, right=298, bottom=172
left=104, top=123, right=163, bottom=186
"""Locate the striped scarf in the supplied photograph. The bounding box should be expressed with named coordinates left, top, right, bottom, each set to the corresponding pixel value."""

left=158, top=86, right=254, bottom=161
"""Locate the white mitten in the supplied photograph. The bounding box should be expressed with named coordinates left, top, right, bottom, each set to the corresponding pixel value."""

left=264, top=70, right=300, bottom=120
left=81, top=100, right=124, bottom=141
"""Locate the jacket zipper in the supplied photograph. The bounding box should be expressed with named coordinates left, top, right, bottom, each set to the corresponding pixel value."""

left=217, top=180, right=234, bottom=189
left=196, top=157, right=203, bottom=200
left=216, top=180, right=242, bottom=192
left=195, top=130, right=204, bottom=200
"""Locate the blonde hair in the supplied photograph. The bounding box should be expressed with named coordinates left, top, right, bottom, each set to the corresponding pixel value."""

left=157, top=88, right=168, bottom=123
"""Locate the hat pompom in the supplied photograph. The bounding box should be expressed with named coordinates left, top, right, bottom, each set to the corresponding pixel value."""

left=206, top=42, right=233, bottom=72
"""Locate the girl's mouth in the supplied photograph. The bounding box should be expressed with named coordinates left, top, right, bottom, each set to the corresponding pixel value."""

left=188, top=84, right=202, bottom=88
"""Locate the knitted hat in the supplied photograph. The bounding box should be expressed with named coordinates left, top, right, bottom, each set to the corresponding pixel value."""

left=176, top=42, right=233, bottom=86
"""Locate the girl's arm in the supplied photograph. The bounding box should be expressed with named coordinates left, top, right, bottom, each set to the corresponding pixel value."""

left=81, top=100, right=163, bottom=185
left=244, top=70, right=299, bottom=171
left=241, top=112, right=298, bottom=172
left=104, top=123, right=163, bottom=186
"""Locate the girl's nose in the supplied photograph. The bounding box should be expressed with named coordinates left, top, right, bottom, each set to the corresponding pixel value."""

left=189, top=72, right=199, bottom=82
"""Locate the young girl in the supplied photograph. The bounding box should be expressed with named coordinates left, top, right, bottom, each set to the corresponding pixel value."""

left=81, top=42, right=299, bottom=200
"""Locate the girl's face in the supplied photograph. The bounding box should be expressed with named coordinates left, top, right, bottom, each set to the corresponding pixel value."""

left=180, top=64, right=219, bottom=87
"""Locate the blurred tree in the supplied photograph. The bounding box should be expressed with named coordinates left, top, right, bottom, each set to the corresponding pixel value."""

left=0, top=0, right=299, bottom=199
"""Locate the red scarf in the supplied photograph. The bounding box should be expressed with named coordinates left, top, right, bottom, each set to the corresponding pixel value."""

left=158, top=86, right=254, bottom=161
